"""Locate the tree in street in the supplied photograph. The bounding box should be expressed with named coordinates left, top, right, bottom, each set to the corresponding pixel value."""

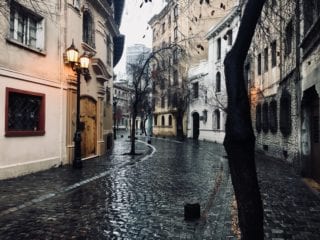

left=127, top=43, right=186, bottom=153
left=223, top=0, right=267, bottom=238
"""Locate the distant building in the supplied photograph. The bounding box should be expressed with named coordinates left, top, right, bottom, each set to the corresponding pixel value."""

left=126, top=44, right=151, bottom=85
left=148, top=0, right=238, bottom=138
left=113, top=80, right=132, bottom=131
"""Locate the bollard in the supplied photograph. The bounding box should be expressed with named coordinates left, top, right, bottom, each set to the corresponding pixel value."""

left=184, top=203, right=200, bottom=220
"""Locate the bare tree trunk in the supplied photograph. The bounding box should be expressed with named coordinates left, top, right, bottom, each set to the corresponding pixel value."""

left=130, top=112, right=136, bottom=155
left=223, top=0, right=266, bottom=239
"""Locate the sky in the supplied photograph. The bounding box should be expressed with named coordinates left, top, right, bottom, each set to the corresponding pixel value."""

left=114, top=0, right=167, bottom=77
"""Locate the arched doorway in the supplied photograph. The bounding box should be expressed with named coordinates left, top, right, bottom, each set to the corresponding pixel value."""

left=301, top=86, right=320, bottom=181
left=192, top=112, right=200, bottom=140
left=80, top=96, right=97, bottom=158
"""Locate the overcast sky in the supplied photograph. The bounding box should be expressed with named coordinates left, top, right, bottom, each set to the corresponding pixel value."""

left=114, top=0, right=167, bottom=76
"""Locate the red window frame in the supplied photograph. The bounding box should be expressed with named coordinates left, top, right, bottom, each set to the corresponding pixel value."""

left=5, top=87, right=45, bottom=137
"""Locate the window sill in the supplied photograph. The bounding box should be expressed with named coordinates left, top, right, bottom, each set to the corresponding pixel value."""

left=5, top=130, right=45, bottom=137
left=6, top=38, right=46, bottom=56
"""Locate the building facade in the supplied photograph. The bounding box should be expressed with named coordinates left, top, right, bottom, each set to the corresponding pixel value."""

left=148, top=0, right=237, bottom=138
left=113, top=80, right=132, bottom=131
left=300, top=0, right=320, bottom=181
left=126, top=44, right=151, bottom=85
left=187, top=7, right=240, bottom=143
left=0, top=0, right=124, bottom=179
left=249, top=0, right=320, bottom=182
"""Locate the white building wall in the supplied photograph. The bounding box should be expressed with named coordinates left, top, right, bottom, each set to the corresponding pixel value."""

left=187, top=8, right=240, bottom=144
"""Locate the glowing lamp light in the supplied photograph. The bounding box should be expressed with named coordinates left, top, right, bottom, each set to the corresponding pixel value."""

left=79, top=52, right=90, bottom=69
left=66, top=40, right=79, bottom=64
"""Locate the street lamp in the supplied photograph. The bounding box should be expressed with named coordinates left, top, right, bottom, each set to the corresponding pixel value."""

left=113, top=94, right=118, bottom=140
left=66, top=40, right=90, bottom=169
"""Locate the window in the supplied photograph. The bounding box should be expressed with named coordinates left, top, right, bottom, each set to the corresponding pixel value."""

left=193, top=82, right=199, bottom=99
left=168, top=14, right=171, bottom=28
left=107, top=35, right=112, bottom=66
left=173, top=69, right=178, bottom=85
left=284, top=20, right=293, bottom=57
left=227, top=29, right=233, bottom=46
left=154, top=114, right=158, bottom=126
left=280, top=90, right=292, bottom=136
left=202, top=110, right=208, bottom=123
left=174, top=5, right=178, bottom=20
left=5, top=88, right=45, bottom=137
left=161, top=96, right=165, bottom=108
left=256, top=104, right=262, bottom=132
left=173, top=48, right=178, bottom=63
left=204, top=90, right=207, bottom=103
left=264, top=47, right=269, bottom=72
left=214, top=110, right=220, bottom=129
left=262, top=102, right=269, bottom=133
left=216, top=72, right=221, bottom=92
left=83, top=11, right=95, bottom=47
left=161, top=116, right=165, bottom=126
left=269, top=100, right=278, bottom=133
left=172, top=92, right=178, bottom=107
left=9, top=2, right=44, bottom=50
left=169, top=115, right=172, bottom=126
left=153, top=29, right=156, bottom=40
left=162, top=22, right=165, bottom=34
left=271, top=41, right=277, bottom=67
left=174, top=27, right=178, bottom=40
left=257, top=53, right=261, bottom=75
left=217, top=38, right=221, bottom=60
left=169, top=36, right=171, bottom=44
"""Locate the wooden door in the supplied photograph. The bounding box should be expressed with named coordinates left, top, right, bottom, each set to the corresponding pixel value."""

left=80, top=97, right=97, bottom=158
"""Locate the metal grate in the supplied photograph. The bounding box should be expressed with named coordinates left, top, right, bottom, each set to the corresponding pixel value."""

left=8, top=92, right=42, bottom=131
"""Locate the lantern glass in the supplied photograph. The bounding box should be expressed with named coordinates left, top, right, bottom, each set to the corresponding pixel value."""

left=80, top=53, right=90, bottom=69
left=66, top=41, right=79, bottom=63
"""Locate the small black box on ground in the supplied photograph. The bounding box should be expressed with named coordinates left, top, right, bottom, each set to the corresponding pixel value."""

left=184, top=203, right=200, bottom=220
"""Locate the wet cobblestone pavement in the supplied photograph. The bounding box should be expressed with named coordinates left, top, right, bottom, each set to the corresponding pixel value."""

left=256, top=154, right=320, bottom=240
left=0, top=135, right=233, bottom=239
left=1, top=134, right=320, bottom=239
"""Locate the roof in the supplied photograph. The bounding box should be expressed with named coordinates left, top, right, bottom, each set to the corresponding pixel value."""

left=206, top=6, right=240, bottom=40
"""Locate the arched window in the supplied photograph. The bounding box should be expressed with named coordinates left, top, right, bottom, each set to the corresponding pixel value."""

left=169, top=115, right=172, bottom=126
left=214, top=109, right=220, bottom=129
left=161, top=116, right=165, bottom=126
left=83, top=11, right=95, bottom=47
left=280, top=90, right=291, bottom=136
left=216, top=72, right=221, bottom=92
left=256, top=104, right=262, bottom=132
left=269, top=100, right=278, bottom=133
left=154, top=114, right=158, bottom=126
left=262, top=102, right=269, bottom=133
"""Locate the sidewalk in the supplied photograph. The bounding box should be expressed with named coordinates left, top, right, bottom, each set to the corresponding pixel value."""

left=0, top=136, right=149, bottom=217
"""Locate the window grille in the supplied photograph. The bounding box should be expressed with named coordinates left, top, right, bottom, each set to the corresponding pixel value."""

left=6, top=88, right=45, bottom=136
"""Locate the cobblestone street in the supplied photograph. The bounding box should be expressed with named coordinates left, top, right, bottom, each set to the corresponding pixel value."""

left=0, top=135, right=233, bottom=239
left=0, top=134, right=320, bottom=239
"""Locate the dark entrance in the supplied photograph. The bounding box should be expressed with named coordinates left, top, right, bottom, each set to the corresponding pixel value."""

left=302, top=86, right=320, bottom=182
left=192, top=112, right=200, bottom=140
